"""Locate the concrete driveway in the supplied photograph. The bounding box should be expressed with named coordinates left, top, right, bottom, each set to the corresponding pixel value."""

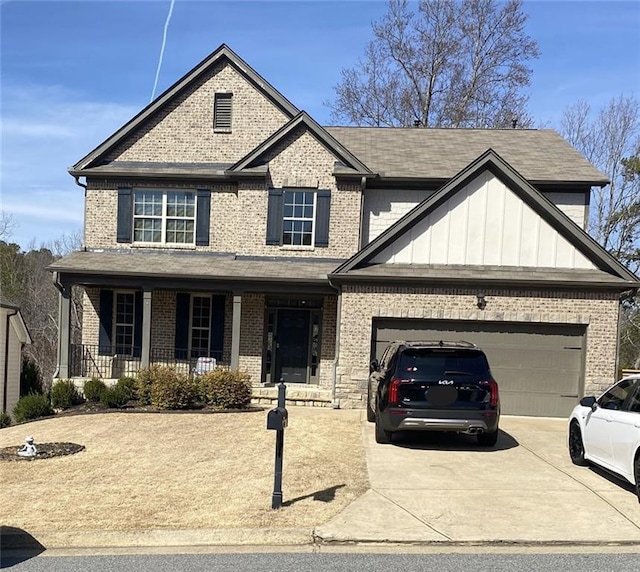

left=316, top=415, right=640, bottom=544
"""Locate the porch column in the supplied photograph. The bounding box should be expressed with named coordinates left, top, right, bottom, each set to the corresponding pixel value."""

left=141, top=289, right=152, bottom=368
left=57, top=284, right=71, bottom=379
left=230, top=293, right=242, bottom=369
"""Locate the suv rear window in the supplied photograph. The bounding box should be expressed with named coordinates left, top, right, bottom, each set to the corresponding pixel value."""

left=398, top=348, right=491, bottom=381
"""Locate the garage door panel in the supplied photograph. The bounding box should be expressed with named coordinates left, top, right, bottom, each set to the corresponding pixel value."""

left=372, top=319, right=586, bottom=417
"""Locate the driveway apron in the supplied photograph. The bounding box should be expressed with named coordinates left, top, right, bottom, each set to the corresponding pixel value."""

left=316, top=415, right=640, bottom=544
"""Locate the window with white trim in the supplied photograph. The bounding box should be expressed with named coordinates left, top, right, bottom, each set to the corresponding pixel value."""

left=283, top=190, right=315, bottom=246
left=190, top=295, right=212, bottom=358
left=133, top=190, right=196, bottom=244
left=114, top=292, right=135, bottom=355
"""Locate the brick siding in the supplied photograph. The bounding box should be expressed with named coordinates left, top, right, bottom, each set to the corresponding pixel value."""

left=335, top=285, right=620, bottom=409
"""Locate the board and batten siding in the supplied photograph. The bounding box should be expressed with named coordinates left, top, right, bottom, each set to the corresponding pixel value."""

left=371, top=172, right=596, bottom=269
left=363, top=184, right=588, bottom=248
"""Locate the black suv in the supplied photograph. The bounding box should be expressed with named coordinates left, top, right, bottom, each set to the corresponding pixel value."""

left=368, top=340, right=500, bottom=446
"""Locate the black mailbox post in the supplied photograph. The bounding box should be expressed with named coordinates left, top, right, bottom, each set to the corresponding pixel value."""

left=266, top=381, right=288, bottom=509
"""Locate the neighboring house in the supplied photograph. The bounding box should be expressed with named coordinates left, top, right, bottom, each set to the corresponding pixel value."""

left=1, top=300, right=32, bottom=415
left=50, top=45, right=640, bottom=417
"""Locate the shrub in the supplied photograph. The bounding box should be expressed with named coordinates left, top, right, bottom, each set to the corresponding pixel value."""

left=116, top=376, right=136, bottom=401
left=149, top=367, right=197, bottom=410
left=198, top=369, right=252, bottom=409
left=0, top=411, right=12, bottom=428
left=13, top=393, right=53, bottom=423
left=100, top=384, right=130, bottom=408
left=83, top=377, right=107, bottom=402
left=20, top=355, right=43, bottom=397
left=50, top=379, right=84, bottom=410
left=135, top=367, right=156, bottom=406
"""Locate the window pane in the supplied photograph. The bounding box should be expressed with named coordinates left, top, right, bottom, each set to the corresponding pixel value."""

left=191, top=296, right=211, bottom=358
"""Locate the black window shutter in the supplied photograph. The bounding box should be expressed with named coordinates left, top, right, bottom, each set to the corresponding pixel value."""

left=315, top=190, right=331, bottom=247
left=195, top=190, right=211, bottom=246
left=210, top=294, right=226, bottom=360
left=266, top=189, right=283, bottom=245
left=98, top=289, right=113, bottom=356
left=133, top=291, right=143, bottom=358
left=175, top=293, right=190, bottom=359
left=116, top=187, right=133, bottom=243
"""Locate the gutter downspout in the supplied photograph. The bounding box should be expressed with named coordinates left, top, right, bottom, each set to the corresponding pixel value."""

left=73, top=175, right=88, bottom=249
left=3, top=309, right=18, bottom=414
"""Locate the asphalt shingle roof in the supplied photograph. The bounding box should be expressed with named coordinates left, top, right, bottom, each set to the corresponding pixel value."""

left=326, top=127, right=608, bottom=184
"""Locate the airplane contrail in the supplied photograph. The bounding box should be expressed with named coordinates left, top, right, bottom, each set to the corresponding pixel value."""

left=150, top=0, right=176, bottom=102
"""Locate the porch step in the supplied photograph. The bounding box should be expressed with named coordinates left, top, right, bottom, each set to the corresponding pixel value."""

left=251, top=385, right=333, bottom=408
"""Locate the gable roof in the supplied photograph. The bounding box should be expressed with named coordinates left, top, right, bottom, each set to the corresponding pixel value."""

left=327, top=127, right=609, bottom=186
left=229, top=112, right=372, bottom=176
left=71, top=44, right=300, bottom=172
left=332, top=149, right=638, bottom=285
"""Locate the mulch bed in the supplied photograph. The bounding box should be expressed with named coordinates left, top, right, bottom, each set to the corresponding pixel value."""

left=54, top=401, right=264, bottom=416
left=0, top=442, right=85, bottom=462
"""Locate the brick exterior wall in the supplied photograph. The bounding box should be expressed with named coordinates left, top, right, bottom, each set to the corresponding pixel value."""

left=105, top=62, right=289, bottom=165
left=335, top=285, right=620, bottom=409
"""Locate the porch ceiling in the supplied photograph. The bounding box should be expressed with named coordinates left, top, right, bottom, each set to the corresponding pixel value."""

left=50, top=250, right=341, bottom=293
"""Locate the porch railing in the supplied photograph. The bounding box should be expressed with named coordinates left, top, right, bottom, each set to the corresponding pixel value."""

left=70, top=344, right=223, bottom=379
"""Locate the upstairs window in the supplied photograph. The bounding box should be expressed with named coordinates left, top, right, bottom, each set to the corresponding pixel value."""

left=213, top=92, right=233, bottom=131
left=133, top=190, right=195, bottom=245
left=283, top=190, right=315, bottom=246
left=266, top=188, right=331, bottom=248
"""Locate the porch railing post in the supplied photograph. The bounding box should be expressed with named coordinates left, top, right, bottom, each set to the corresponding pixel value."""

left=141, top=289, right=152, bottom=368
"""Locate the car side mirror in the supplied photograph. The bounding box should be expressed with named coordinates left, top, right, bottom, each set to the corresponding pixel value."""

left=370, top=359, right=380, bottom=373
left=580, top=396, right=597, bottom=410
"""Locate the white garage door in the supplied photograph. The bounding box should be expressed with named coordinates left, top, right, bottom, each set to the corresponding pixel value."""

left=372, top=319, right=586, bottom=417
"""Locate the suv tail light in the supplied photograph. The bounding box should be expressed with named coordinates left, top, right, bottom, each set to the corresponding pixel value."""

left=388, top=377, right=402, bottom=405
left=479, top=380, right=499, bottom=407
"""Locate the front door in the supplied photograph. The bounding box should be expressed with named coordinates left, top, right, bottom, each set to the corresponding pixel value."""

left=275, top=309, right=310, bottom=383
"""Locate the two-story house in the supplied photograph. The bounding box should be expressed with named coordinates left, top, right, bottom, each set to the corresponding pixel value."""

left=51, top=45, right=639, bottom=417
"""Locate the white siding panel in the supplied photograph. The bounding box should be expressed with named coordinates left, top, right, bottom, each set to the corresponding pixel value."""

left=370, top=173, right=597, bottom=270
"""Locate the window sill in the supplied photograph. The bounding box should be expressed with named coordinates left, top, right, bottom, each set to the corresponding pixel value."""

left=279, top=245, right=315, bottom=252
left=213, top=128, right=232, bottom=134
left=132, top=243, right=197, bottom=250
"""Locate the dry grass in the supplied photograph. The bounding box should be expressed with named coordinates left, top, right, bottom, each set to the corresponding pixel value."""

left=0, top=407, right=368, bottom=532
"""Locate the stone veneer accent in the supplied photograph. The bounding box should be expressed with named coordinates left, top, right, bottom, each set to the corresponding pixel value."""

left=335, top=285, right=620, bottom=409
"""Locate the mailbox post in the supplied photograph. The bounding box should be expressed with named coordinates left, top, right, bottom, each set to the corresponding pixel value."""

left=266, top=381, right=288, bottom=509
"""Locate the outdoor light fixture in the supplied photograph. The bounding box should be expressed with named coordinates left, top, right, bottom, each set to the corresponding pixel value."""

left=476, top=293, right=487, bottom=310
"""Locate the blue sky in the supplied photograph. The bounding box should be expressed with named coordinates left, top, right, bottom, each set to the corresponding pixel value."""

left=1, top=0, right=639, bottom=249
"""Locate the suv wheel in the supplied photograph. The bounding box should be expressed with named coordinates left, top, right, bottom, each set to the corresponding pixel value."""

left=366, top=386, right=375, bottom=423
left=477, top=429, right=498, bottom=447
left=375, top=415, right=393, bottom=444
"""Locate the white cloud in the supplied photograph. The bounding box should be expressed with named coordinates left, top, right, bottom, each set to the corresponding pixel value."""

left=1, top=83, right=138, bottom=248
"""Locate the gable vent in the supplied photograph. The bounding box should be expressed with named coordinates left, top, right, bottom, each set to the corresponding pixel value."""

left=214, top=92, right=233, bottom=131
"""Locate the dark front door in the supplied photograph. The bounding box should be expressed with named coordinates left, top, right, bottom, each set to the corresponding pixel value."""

left=275, top=309, right=310, bottom=383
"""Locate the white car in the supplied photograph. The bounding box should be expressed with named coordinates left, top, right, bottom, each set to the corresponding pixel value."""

left=568, top=374, right=640, bottom=502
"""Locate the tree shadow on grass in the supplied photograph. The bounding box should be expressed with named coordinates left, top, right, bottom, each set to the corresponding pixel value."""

left=0, top=526, right=45, bottom=568
left=282, top=484, right=346, bottom=507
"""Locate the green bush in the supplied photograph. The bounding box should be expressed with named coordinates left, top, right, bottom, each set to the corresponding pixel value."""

left=149, top=367, right=196, bottom=410
left=50, top=379, right=84, bottom=410
left=116, top=376, right=136, bottom=401
left=13, top=393, right=54, bottom=423
left=0, top=411, right=12, bottom=428
left=20, top=355, right=43, bottom=397
left=100, top=384, right=130, bottom=408
left=198, top=369, right=252, bottom=409
left=135, top=367, right=156, bottom=406
left=83, top=377, right=107, bottom=402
